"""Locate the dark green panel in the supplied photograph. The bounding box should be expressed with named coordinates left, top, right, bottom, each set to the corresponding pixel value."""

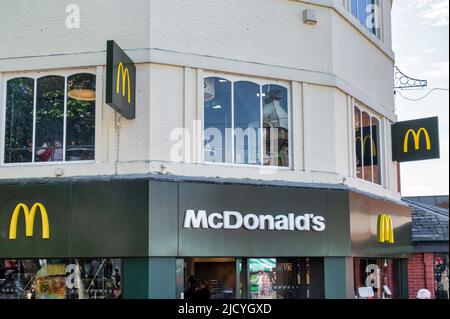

left=394, top=259, right=409, bottom=299
left=148, top=258, right=177, bottom=299
left=149, top=181, right=178, bottom=256
left=122, top=258, right=149, bottom=299
left=324, top=257, right=354, bottom=299
left=392, top=117, right=440, bottom=162
left=178, top=183, right=350, bottom=257
left=0, top=183, right=71, bottom=258
left=326, top=190, right=351, bottom=256
left=70, top=180, right=148, bottom=257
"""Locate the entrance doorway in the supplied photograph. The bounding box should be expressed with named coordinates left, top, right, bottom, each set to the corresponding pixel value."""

left=184, top=258, right=237, bottom=299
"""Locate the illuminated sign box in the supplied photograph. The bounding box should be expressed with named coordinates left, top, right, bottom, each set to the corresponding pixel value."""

left=392, top=116, right=440, bottom=163
left=106, top=40, right=136, bottom=119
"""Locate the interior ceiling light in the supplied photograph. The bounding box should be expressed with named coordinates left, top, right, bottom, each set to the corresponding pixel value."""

left=67, top=89, right=96, bottom=101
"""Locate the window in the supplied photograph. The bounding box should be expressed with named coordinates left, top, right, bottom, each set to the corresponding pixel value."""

left=204, top=76, right=289, bottom=167
left=354, top=258, right=396, bottom=299
left=434, top=253, right=449, bottom=299
left=349, top=0, right=381, bottom=38
left=3, top=73, right=96, bottom=164
left=354, top=105, right=382, bottom=185
left=0, top=258, right=122, bottom=299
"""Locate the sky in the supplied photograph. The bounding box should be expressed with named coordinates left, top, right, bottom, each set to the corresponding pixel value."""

left=391, top=0, right=449, bottom=196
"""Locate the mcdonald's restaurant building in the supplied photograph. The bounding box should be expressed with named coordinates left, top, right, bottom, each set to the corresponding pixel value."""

left=0, top=176, right=412, bottom=299
left=1, top=0, right=442, bottom=300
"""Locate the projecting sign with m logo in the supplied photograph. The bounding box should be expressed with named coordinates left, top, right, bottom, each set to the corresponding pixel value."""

left=106, top=40, right=136, bottom=119
left=392, top=117, right=440, bottom=163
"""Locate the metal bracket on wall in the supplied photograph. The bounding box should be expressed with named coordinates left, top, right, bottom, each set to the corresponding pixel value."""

left=394, top=66, right=428, bottom=90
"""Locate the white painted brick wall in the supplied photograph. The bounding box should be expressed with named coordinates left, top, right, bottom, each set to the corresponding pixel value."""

left=0, top=0, right=401, bottom=200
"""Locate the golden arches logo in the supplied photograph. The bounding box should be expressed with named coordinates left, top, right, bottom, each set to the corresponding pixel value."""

left=9, top=203, right=50, bottom=240
left=403, top=128, right=431, bottom=153
left=356, top=135, right=377, bottom=157
left=116, top=62, right=131, bottom=104
left=377, top=214, right=394, bottom=244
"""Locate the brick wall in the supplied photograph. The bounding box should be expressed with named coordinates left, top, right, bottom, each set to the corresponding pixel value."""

left=408, top=253, right=435, bottom=299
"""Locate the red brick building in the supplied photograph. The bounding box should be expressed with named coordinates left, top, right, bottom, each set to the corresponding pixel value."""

left=404, top=199, right=449, bottom=299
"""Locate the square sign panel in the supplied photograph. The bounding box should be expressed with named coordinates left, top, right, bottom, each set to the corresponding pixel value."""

left=106, top=40, right=136, bottom=119
left=392, top=117, right=440, bottom=162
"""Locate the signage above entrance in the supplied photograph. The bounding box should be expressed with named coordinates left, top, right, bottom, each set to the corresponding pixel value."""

left=392, top=117, right=440, bottom=162
left=106, top=40, right=136, bottom=119
left=183, top=210, right=326, bottom=231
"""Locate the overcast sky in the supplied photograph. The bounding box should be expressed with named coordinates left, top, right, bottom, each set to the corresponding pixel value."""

left=391, top=0, right=449, bottom=196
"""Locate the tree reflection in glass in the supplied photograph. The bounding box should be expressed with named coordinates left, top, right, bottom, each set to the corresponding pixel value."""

left=66, top=73, right=96, bottom=161
left=35, top=76, right=65, bottom=162
left=4, top=78, right=34, bottom=163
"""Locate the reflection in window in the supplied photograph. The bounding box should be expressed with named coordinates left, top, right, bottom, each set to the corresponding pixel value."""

left=203, top=76, right=290, bottom=167
left=204, top=77, right=232, bottom=163
left=372, top=118, right=381, bottom=185
left=234, top=81, right=260, bottom=165
left=4, top=78, right=34, bottom=163
left=35, top=76, right=65, bottom=162
left=434, top=253, right=449, bottom=299
left=349, top=0, right=381, bottom=38
left=0, top=258, right=121, bottom=299
left=354, top=258, right=394, bottom=299
left=66, top=74, right=96, bottom=161
left=3, top=73, right=96, bottom=164
left=354, top=106, right=382, bottom=185
left=262, top=85, right=289, bottom=167
left=248, top=258, right=318, bottom=299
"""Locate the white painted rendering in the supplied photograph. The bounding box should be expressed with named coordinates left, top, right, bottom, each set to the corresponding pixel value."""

left=0, top=0, right=400, bottom=200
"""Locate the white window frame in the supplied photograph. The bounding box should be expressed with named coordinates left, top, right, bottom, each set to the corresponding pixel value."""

left=202, top=72, right=292, bottom=170
left=1, top=68, right=97, bottom=166
left=353, top=100, right=386, bottom=187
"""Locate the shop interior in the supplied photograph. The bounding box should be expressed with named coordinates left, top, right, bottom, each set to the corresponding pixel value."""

left=182, top=257, right=324, bottom=299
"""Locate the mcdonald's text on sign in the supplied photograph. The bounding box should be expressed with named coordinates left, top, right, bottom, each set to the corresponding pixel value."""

left=106, top=40, right=136, bottom=119
left=392, top=117, right=440, bottom=163
left=9, top=203, right=50, bottom=240
left=377, top=214, right=394, bottom=244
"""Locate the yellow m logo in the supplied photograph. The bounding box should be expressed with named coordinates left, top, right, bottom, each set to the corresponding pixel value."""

left=116, top=62, right=131, bottom=104
left=356, top=135, right=377, bottom=156
left=9, top=203, right=50, bottom=240
left=403, top=128, right=431, bottom=153
left=377, top=214, right=394, bottom=244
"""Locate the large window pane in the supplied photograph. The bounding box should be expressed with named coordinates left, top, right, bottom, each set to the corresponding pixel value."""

left=262, top=84, right=289, bottom=167
left=372, top=117, right=381, bottom=185
left=66, top=73, right=96, bottom=161
left=4, top=78, right=34, bottom=163
left=362, top=112, right=373, bottom=182
left=35, top=76, right=65, bottom=162
left=204, top=77, right=232, bottom=163
left=0, top=258, right=122, bottom=299
left=349, top=0, right=380, bottom=38
left=234, top=81, right=260, bottom=165
left=355, top=106, right=363, bottom=179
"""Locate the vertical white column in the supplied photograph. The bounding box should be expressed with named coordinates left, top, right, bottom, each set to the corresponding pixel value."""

left=195, top=69, right=204, bottom=164
left=302, top=83, right=310, bottom=172
left=291, top=81, right=304, bottom=171
left=95, top=66, right=104, bottom=164
left=348, top=96, right=356, bottom=178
